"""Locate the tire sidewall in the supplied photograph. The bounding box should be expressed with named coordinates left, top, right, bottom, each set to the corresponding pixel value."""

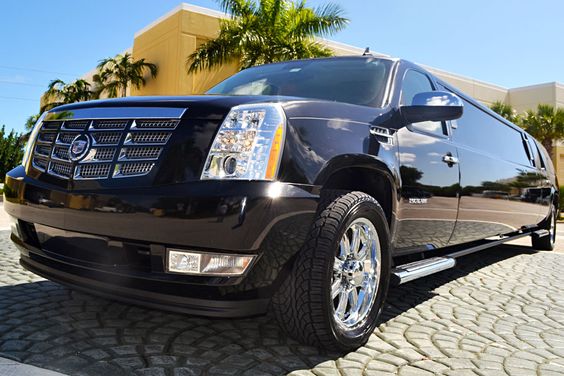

left=324, top=197, right=391, bottom=350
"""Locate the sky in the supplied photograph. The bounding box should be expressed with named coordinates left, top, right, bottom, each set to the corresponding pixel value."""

left=1, top=0, right=563, bottom=133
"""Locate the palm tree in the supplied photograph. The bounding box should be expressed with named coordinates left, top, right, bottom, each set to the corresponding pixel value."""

left=41, top=79, right=93, bottom=112
left=187, top=0, right=348, bottom=72
left=490, top=101, right=521, bottom=124
left=95, top=53, right=158, bottom=98
left=520, top=104, right=564, bottom=160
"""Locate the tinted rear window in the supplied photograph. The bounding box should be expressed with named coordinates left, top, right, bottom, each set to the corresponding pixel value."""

left=207, top=58, right=393, bottom=107
left=455, top=98, right=531, bottom=166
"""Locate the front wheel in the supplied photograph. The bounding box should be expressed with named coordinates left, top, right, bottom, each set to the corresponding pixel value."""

left=532, top=204, right=557, bottom=251
left=272, top=191, right=391, bottom=351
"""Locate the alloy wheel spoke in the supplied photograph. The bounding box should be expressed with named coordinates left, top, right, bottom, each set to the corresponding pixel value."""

left=336, top=290, right=348, bottom=319
left=355, top=289, right=367, bottom=313
left=348, top=287, right=359, bottom=311
left=339, top=233, right=350, bottom=257
left=331, top=279, right=343, bottom=300
left=357, top=238, right=370, bottom=261
left=333, top=257, right=344, bottom=272
left=350, top=226, right=361, bottom=257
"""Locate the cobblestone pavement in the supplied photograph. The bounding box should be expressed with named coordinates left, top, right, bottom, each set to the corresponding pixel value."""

left=1, top=230, right=564, bottom=375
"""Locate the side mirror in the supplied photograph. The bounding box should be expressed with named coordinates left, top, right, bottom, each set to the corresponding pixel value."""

left=401, top=91, right=463, bottom=124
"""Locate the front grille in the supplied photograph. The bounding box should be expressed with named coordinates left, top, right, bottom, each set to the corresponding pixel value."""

left=114, top=162, right=155, bottom=177
left=76, top=164, right=112, bottom=179
left=52, top=145, right=70, bottom=160
left=92, top=132, right=122, bottom=145
left=35, top=144, right=51, bottom=157
left=126, top=131, right=171, bottom=145
left=132, top=119, right=179, bottom=129
left=37, top=132, right=56, bottom=143
left=92, top=120, right=129, bottom=130
left=57, top=132, right=78, bottom=145
left=119, top=146, right=162, bottom=160
left=49, top=161, right=73, bottom=178
left=62, top=120, right=89, bottom=130
left=31, top=117, right=179, bottom=180
left=94, top=148, right=115, bottom=161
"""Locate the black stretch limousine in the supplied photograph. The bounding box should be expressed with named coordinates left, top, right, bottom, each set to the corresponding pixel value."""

left=4, top=56, right=558, bottom=351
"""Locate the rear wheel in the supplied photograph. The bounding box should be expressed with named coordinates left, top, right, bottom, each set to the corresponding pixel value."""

left=532, top=204, right=557, bottom=251
left=271, top=191, right=391, bottom=351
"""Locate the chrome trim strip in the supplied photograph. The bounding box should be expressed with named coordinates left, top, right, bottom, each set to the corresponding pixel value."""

left=45, top=107, right=187, bottom=121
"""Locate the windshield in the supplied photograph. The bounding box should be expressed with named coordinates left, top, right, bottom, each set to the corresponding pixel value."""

left=207, top=57, right=393, bottom=107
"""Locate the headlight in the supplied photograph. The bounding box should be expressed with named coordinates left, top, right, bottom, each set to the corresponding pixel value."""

left=22, top=112, right=47, bottom=169
left=201, top=103, right=286, bottom=180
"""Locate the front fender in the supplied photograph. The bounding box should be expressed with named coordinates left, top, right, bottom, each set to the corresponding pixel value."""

left=314, top=153, right=399, bottom=189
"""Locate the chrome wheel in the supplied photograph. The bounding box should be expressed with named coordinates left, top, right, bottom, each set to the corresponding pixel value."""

left=331, top=217, right=381, bottom=329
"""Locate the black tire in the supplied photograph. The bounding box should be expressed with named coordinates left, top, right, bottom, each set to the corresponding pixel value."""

left=271, top=190, right=391, bottom=351
left=532, top=203, right=557, bottom=251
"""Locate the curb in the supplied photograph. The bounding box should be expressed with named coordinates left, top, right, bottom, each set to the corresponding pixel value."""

left=0, top=357, right=66, bottom=375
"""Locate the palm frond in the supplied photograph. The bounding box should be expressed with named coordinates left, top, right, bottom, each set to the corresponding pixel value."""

left=187, top=30, right=241, bottom=72
left=218, top=0, right=255, bottom=17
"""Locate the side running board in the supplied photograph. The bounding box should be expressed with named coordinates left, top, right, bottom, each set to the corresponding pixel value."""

left=391, top=230, right=535, bottom=285
left=391, top=257, right=455, bottom=285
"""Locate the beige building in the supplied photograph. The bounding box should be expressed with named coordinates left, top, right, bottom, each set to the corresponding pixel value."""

left=82, top=3, right=564, bottom=180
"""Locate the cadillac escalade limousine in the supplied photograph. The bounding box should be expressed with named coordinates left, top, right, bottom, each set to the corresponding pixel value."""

left=4, top=56, right=558, bottom=351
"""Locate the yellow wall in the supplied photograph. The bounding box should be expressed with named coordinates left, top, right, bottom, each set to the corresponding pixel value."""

left=130, top=7, right=239, bottom=96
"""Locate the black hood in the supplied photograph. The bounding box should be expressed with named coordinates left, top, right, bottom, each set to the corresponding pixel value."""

left=50, top=95, right=302, bottom=120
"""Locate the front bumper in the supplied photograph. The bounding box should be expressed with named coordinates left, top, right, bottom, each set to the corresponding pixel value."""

left=4, top=166, right=319, bottom=316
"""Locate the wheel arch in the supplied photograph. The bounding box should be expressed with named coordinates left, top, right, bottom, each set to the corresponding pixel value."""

left=314, top=154, right=399, bottom=229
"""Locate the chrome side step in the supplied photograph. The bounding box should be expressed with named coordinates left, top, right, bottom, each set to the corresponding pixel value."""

left=392, top=230, right=536, bottom=285
left=392, top=257, right=456, bottom=285
left=533, top=229, right=550, bottom=238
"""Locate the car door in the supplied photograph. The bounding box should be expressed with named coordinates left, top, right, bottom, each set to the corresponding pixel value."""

left=447, top=96, right=545, bottom=245
left=394, top=69, right=460, bottom=253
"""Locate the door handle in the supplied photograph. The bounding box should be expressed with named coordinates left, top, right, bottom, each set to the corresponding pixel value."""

left=442, top=154, right=459, bottom=166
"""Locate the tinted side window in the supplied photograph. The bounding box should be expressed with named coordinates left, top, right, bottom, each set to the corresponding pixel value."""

left=455, top=98, right=531, bottom=166
left=401, top=70, right=446, bottom=136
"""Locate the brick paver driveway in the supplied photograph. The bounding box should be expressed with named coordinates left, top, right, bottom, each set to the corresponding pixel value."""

left=1, top=212, right=564, bottom=375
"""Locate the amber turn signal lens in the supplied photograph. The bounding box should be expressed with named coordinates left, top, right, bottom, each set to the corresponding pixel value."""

left=265, top=125, right=284, bottom=180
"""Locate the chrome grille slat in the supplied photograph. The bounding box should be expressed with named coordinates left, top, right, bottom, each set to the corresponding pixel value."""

left=37, top=132, right=56, bottom=143
left=114, top=162, right=155, bottom=178
left=119, top=146, right=162, bottom=160
left=132, top=119, right=179, bottom=129
left=32, top=157, right=48, bottom=172
left=92, top=132, right=122, bottom=145
left=35, top=144, right=51, bottom=157
left=76, top=164, right=111, bottom=179
left=93, top=148, right=116, bottom=161
left=57, top=132, right=78, bottom=145
left=49, top=161, right=73, bottom=179
left=125, top=132, right=171, bottom=145
left=52, top=145, right=70, bottom=161
left=91, top=120, right=129, bottom=130
left=41, top=121, right=62, bottom=130
left=31, top=114, right=178, bottom=180
left=62, top=120, right=89, bottom=130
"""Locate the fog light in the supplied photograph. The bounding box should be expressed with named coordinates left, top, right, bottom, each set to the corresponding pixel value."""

left=167, top=249, right=255, bottom=276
